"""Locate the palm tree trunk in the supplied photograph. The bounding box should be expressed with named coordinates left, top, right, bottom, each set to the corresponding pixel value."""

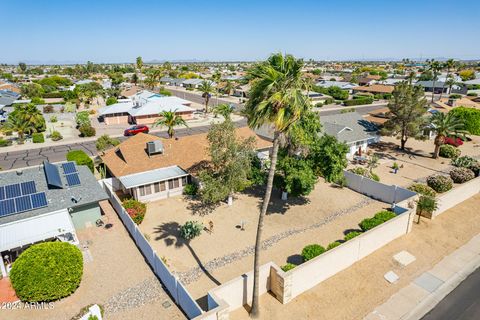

left=250, top=132, right=280, bottom=318
left=205, top=96, right=210, bottom=113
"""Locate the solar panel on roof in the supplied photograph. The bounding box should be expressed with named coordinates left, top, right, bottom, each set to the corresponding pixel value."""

left=62, top=162, right=77, bottom=174
left=44, top=161, right=63, bottom=189
left=20, top=181, right=36, bottom=195
left=31, top=192, right=48, bottom=208
left=0, top=199, right=16, bottom=216
left=0, top=187, right=4, bottom=201
left=15, top=195, right=32, bottom=212
left=65, top=173, right=81, bottom=187
left=5, top=184, right=21, bottom=198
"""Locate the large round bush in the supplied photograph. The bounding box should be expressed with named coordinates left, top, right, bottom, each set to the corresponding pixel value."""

left=439, top=144, right=461, bottom=159
left=301, top=244, right=325, bottom=262
left=408, top=183, right=437, bottom=197
left=10, top=242, right=83, bottom=302
left=450, top=167, right=475, bottom=184
left=426, top=175, right=453, bottom=193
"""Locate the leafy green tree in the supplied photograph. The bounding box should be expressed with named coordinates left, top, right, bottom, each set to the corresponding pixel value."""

left=449, top=107, right=480, bottom=135
left=275, top=152, right=317, bottom=197
left=308, top=135, right=348, bottom=182
left=243, top=53, right=310, bottom=316
left=381, top=82, right=428, bottom=150
left=18, top=62, right=27, bottom=73
left=199, top=119, right=255, bottom=205
left=144, top=75, right=157, bottom=89
left=136, top=56, right=143, bottom=70
left=153, top=110, right=188, bottom=138
left=21, top=83, right=44, bottom=98
left=439, top=59, right=456, bottom=99
left=198, top=80, right=215, bottom=113
left=430, top=112, right=466, bottom=159
left=8, top=103, right=46, bottom=136
left=427, top=59, right=442, bottom=102
left=5, top=114, right=36, bottom=141
left=459, top=69, right=475, bottom=81
left=131, top=73, right=139, bottom=85
left=213, top=104, right=233, bottom=120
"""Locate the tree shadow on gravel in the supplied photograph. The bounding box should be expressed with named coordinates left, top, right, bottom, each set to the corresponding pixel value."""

left=186, top=198, right=220, bottom=216
left=243, top=186, right=310, bottom=215
left=153, top=222, right=221, bottom=286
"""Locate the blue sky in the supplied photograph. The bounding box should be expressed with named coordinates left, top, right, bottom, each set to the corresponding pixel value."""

left=2, top=0, right=479, bottom=63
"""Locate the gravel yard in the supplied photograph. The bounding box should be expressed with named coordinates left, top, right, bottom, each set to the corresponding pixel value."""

left=138, top=181, right=388, bottom=300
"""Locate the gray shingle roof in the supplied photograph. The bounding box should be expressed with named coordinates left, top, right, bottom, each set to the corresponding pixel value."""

left=0, top=162, right=108, bottom=225
left=320, top=112, right=378, bottom=144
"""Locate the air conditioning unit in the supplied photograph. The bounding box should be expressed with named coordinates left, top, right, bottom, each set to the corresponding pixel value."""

left=147, top=140, right=164, bottom=156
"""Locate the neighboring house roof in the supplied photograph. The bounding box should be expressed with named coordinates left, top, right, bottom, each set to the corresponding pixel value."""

left=381, top=78, right=404, bottom=86
left=182, top=79, right=216, bottom=86
left=415, top=81, right=446, bottom=88
left=99, top=92, right=193, bottom=117
left=353, top=84, right=394, bottom=94
left=315, top=80, right=355, bottom=89
left=0, top=162, right=108, bottom=226
left=463, top=79, right=480, bottom=85
left=433, top=97, right=480, bottom=112
left=320, top=112, right=378, bottom=144
left=101, top=128, right=271, bottom=178
left=160, top=77, right=185, bottom=85
left=0, top=90, right=21, bottom=107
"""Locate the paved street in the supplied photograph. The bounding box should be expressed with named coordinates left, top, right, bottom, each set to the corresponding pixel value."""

left=421, top=267, right=480, bottom=320
left=165, top=86, right=242, bottom=109
left=0, top=119, right=247, bottom=171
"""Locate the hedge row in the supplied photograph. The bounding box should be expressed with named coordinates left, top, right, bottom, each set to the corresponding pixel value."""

left=343, top=97, right=374, bottom=106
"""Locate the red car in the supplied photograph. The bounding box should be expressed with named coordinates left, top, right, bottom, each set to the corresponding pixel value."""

left=124, top=125, right=149, bottom=136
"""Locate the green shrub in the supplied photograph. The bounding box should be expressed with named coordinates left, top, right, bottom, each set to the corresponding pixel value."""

left=0, top=138, right=12, bottom=147
left=467, top=92, right=478, bottom=97
left=106, top=96, right=118, bottom=106
left=10, top=242, right=83, bottom=302
left=439, top=144, right=461, bottom=159
left=281, top=263, right=296, bottom=272
left=75, top=111, right=90, bottom=126
left=31, top=97, right=45, bottom=105
left=180, top=221, right=203, bottom=240
left=408, top=183, right=437, bottom=197
left=371, top=172, right=380, bottom=181
left=66, top=150, right=94, bottom=173
left=50, top=115, right=58, bottom=123
left=122, top=199, right=147, bottom=224
left=359, top=217, right=383, bottom=231
left=79, top=124, right=96, bottom=137
left=427, top=175, right=453, bottom=193
left=373, top=210, right=396, bottom=222
left=327, top=241, right=341, bottom=250
left=183, top=183, right=198, bottom=196
left=450, top=167, right=475, bottom=183
left=451, top=156, right=480, bottom=176
left=95, top=134, right=120, bottom=151
left=301, top=244, right=325, bottom=262
left=32, top=132, right=45, bottom=143
left=43, top=105, right=54, bottom=113
left=449, top=107, right=480, bottom=135
left=50, top=130, right=63, bottom=141
left=344, top=231, right=362, bottom=241
left=348, top=167, right=378, bottom=181
left=343, top=97, right=373, bottom=106
left=449, top=94, right=462, bottom=99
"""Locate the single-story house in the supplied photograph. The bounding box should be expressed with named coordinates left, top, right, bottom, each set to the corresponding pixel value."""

left=0, top=161, right=108, bottom=277
left=352, top=84, right=394, bottom=95
left=320, top=112, right=380, bottom=159
left=315, top=80, right=356, bottom=92
left=101, top=128, right=271, bottom=202
left=357, top=75, right=382, bottom=86
left=415, top=81, right=467, bottom=95
left=304, top=91, right=332, bottom=103
left=182, top=79, right=216, bottom=89
left=159, top=77, right=185, bottom=86
left=98, top=90, right=195, bottom=125
left=0, top=90, right=21, bottom=109
left=233, top=84, right=250, bottom=98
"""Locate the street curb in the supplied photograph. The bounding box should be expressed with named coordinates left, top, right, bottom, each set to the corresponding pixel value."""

left=403, top=243, right=480, bottom=320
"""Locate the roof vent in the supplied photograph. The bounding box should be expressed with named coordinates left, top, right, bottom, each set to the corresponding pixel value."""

left=147, top=140, right=164, bottom=156
left=16, top=169, right=22, bottom=176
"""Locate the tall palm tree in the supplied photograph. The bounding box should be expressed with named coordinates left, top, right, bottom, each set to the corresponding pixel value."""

left=224, top=80, right=235, bottom=96
left=427, top=59, right=442, bottom=103
left=153, top=110, right=188, bottom=138
left=439, top=59, right=456, bottom=100
left=198, top=80, right=215, bottom=113
left=243, top=53, right=310, bottom=317
left=213, top=104, right=233, bottom=120
left=136, top=56, right=143, bottom=70
left=5, top=114, right=36, bottom=141
left=14, top=103, right=45, bottom=133
left=144, top=76, right=157, bottom=90
left=430, top=112, right=466, bottom=158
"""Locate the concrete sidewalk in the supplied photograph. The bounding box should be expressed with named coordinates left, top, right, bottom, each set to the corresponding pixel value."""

left=365, top=233, right=480, bottom=320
